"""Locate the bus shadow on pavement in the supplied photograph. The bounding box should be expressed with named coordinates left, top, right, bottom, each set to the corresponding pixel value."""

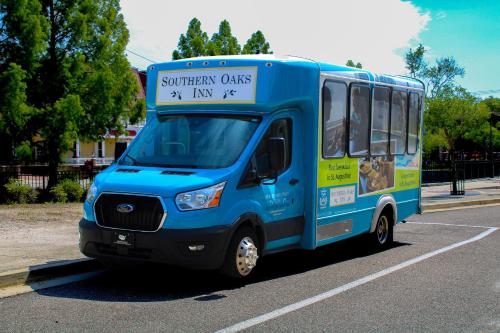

left=35, top=236, right=410, bottom=303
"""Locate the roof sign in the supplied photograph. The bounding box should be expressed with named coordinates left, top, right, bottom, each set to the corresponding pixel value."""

left=156, top=66, right=257, bottom=105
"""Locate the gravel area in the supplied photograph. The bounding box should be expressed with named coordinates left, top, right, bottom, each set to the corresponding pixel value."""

left=0, top=203, right=84, bottom=273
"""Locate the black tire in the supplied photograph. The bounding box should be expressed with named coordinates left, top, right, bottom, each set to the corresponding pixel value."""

left=370, top=211, right=394, bottom=248
left=221, top=226, right=260, bottom=279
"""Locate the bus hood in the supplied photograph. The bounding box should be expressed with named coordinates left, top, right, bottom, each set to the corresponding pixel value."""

left=94, top=166, right=230, bottom=198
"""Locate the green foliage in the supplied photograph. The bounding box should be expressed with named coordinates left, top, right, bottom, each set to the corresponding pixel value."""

left=51, top=178, right=83, bottom=202
left=50, top=184, right=67, bottom=203
left=15, top=141, right=32, bottom=163
left=424, top=87, right=490, bottom=157
left=54, top=179, right=83, bottom=202
left=172, top=18, right=272, bottom=59
left=4, top=178, right=38, bottom=204
left=0, top=63, right=33, bottom=161
left=0, top=0, right=48, bottom=73
left=345, top=60, right=362, bottom=69
left=0, top=0, right=144, bottom=185
left=242, top=31, right=272, bottom=55
left=404, top=44, right=465, bottom=98
left=478, top=97, right=500, bottom=150
left=207, top=20, right=241, bottom=56
left=405, top=44, right=426, bottom=79
left=172, top=18, right=209, bottom=60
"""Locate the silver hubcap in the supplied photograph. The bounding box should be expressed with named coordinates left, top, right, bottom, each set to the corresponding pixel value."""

left=377, top=215, right=389, bottom=244
left=236, top=237, right=259, bottom=276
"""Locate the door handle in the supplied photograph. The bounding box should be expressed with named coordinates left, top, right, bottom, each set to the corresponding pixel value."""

left=289, top=178, right=299, bottom=185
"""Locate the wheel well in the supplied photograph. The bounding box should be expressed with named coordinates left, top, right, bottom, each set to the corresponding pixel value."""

left=381, top=204, right=395, bottom=225
left=237, top=219, right=265, bottom=251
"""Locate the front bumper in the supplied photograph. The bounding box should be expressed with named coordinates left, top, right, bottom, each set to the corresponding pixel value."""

left=79, top=218, right=231, bottom=270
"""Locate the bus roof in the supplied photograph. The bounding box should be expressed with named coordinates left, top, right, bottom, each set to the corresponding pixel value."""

left=153, top=54, right=423, bottom=88
left=147, top=55, right=424, bottom=112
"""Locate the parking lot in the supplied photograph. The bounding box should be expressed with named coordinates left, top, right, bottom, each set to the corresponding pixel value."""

left=1, top=206, right=499, bottom=333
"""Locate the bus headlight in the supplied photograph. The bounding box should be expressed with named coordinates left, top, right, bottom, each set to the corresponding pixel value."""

left=86, top=183, right=98, bottom=203
left=175, top=182, right=226, bottom=211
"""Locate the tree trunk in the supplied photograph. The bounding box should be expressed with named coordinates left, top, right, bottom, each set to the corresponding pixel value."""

left=47, top=143, right=59, bottom=188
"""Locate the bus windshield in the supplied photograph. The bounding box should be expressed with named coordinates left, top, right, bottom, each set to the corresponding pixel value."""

left=120, top=114, right=261, bottom=169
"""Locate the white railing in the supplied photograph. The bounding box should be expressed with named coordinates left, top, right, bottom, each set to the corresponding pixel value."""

left=63, top=157, right=115, bottom=166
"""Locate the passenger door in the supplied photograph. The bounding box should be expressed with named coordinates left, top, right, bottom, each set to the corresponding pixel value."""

left=241, top=112, right=304, bottom=246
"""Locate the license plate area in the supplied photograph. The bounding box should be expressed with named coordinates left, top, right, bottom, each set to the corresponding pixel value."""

left=111, top=231, right=135, bottom=247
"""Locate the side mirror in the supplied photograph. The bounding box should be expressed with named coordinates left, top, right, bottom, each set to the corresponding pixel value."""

left=268, top=137, right=286, bottom=173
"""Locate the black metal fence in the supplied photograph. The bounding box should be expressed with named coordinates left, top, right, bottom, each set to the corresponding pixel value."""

left=422, top=160, right=500, bottom=184
left=0, top=160, right=498, bottom=192
left=0, top=165, right=102, bottom=190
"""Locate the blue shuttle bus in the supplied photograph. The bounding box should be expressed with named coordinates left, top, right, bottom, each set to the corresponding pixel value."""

left=79, top=55, right=424, bottom=278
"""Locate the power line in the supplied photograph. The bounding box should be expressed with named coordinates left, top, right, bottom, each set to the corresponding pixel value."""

left=125, top=49, right=159, bottom=64
left=473, top=89, right=500, bottom=95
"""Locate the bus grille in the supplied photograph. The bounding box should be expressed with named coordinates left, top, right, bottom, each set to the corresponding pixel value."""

left=94, top=193, right=165, bottom=232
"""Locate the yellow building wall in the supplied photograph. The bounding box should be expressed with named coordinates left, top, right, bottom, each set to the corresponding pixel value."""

left=105, top=139, right=116, bottom=158
left=80, top=142, right=95, bottom=158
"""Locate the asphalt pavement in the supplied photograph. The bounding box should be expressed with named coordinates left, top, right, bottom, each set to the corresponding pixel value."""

left=0, top=206, right=499, bottom=332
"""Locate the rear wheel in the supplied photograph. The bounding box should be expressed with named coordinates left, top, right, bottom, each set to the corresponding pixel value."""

left=221, top=226, right=260, bottom=278
left=371, top=212, right=393, bottom=248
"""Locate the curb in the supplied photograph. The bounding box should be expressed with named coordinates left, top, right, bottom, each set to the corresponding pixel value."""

left=0, top=258, right=103, bottom=290
left=422, top=197, right=500, bottom=212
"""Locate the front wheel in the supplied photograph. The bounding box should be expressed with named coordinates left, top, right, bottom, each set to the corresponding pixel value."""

left=221, top=226, right=260, bottom=278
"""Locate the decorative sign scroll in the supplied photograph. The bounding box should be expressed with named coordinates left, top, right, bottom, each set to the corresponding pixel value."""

left=156, top=67, right=257, bottom=105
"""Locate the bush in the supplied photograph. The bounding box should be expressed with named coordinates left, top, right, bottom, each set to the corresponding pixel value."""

left=4, top=178, right=38, bottom=204
left=51, top=179, right=83, bottom=203
left=50, top=185, right=67, bottom=203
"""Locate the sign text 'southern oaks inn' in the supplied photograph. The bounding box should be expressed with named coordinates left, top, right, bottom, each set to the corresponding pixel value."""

left=156, top=67, right=257, bottom=105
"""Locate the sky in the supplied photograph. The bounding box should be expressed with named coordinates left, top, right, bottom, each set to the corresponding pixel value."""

left=120, top=0, right=500, bottom=98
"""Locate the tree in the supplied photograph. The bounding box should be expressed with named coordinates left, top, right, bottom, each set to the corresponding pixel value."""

left=172, top=18, right=209, bottom=60
left=0, top=63, right=33, bottom=161
left=345, top=60, right=362, bottom=69
left=405, top=44, right=465, bottom=98
left=207, top=20, right=240, bottom=56
left=424, top=87, right=490, bottom=158
left=0, top=0, right=144, bottom=186
left=172, top=18, right=272, bottom=58
left=405, top=44, right=426, bottom=79
left=478, top=97, right=500, bottom=157
left=242, top=30, right=272, bottom=55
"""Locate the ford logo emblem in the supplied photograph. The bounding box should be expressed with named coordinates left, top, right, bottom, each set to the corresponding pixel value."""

left=116, top=203, right=135, bottom=213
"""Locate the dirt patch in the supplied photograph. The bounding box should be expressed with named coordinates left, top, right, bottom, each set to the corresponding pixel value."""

left=0, top=203, right=84, bottom=272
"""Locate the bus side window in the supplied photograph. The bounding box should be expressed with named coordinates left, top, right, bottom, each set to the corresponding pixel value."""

left=370, top=86, right=390, bottom=156
left=390, top=90, right=408, bottom=155
left=349, top=84, right=370, bottom=157
left=322, top=81, right=347, bottom=158
left=407, top=92, right=420, bottom=154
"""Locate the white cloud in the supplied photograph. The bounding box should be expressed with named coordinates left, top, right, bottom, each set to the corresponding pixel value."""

left=120, top=0, right=430, bottom=75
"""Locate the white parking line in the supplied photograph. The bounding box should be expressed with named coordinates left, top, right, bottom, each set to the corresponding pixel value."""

left=406, top=221, right=494, bottom=229
left=215, top=225, right=498, bottom=333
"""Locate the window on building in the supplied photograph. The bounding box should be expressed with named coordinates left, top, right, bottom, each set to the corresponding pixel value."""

left=349, top=84, right=370, bottom=156
left=407, top=92, right=420, bottom=154
left=390, top=90, right=408, bottom=155
left=370, top=87, right=390, bottom=156
left=97, top=141, right=104, bottom=158
left=322, top=81, right=347, bottom=158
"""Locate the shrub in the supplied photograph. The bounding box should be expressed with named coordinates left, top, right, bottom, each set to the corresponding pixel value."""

left=4, top=178, right=38, bottom=204
left=51, top=179, right=83, bottom=203
left=50, top=185, right=67, bottom=203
